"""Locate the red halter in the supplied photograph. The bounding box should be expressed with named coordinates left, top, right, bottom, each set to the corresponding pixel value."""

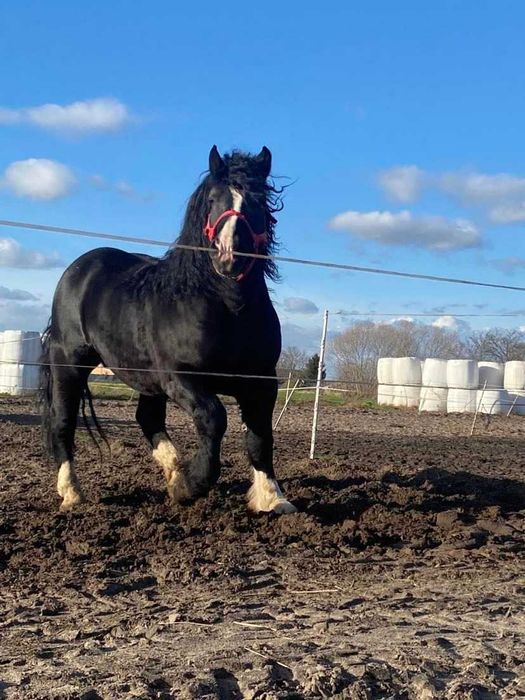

left=204, top=209, right=267, bottom=281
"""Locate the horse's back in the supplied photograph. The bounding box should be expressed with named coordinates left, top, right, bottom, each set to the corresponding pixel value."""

left=51, top=248, right=156, bottom=340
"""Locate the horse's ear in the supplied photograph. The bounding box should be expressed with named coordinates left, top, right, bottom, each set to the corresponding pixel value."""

left=209, top=145, right=226, bottom=179
left=255, top=146, right=272, bottom=178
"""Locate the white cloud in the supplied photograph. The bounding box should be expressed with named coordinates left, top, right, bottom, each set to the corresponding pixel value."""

left=432, top=315, right=459, bottom=330
left=89, top=174, right=154, bottom=202
left=2, top=158, right=76, bottom=200
left=432, top=315, right=471, bottom=333
left=387, top=316, right=414, bottom=324
left=378, top=165, right=525, bottom=223
left=0, top=98, right=132, bottom=134
left=488, top=202, right=525, bottom=223
left=283, top=297, right=319, bottom=315
left=281, top=322, right=321, bottom=354
left=492, top=256, right=525, bottom=274
left=0, top=238, right=64, bottom=269
left=439, top=171, right=525, bottom=205
left=0, top=300, right=50, bottom=332
left=0, top=286, right=38, bottom=301
left=329, top=210, right=480, bottom=251
left=377, top=166, right=426, bottom=203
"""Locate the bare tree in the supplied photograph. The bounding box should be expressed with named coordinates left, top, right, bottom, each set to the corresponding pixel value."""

left=277, top=345, right=308, bottom=379
left=331, top=320, right=464, bottom=391
left=466, top=328, right=525, bottom=362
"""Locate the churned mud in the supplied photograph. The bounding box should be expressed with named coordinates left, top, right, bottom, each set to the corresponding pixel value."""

left=0, top=397, right=524, bottom=699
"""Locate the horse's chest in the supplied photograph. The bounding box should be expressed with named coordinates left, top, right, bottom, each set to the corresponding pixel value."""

left=169, top=306, right=276, bottom=369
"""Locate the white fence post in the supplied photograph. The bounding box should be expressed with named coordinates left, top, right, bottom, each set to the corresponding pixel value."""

left=273, top=379, right=301, bottom=430
left=309, top=310, right=329, bottom=460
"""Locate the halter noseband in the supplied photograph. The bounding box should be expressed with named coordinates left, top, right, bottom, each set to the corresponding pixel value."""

left=204, top=209, right=268, bottom=282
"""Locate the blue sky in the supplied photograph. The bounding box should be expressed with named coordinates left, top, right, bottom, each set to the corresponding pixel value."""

left=2, top=1, right=525, bottom=351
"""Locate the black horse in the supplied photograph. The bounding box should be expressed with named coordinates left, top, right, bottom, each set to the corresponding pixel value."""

left=40, top=146, right=296, bottom=514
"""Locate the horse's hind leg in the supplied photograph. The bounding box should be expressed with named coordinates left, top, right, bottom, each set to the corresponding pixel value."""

left=237, top=383, right=296, bottom=514
left=136, top=394, right=190, bottom=501
left=48, top=365, right=89, bottom=510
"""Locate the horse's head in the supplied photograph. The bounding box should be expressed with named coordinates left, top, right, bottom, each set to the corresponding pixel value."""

left=204, top=145, right=273, bottom=281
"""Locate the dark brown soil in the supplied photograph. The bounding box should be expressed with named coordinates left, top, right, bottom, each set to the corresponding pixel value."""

left=0, top=397, right=524, bottom=699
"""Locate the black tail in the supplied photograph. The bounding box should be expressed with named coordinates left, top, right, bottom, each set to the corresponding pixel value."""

left=38, top=322, right=53, bottom=459
left=81, top=383, right=111, bottom=460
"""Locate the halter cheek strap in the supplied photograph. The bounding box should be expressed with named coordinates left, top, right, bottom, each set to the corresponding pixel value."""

left=204, top=209, right=268, bottom=282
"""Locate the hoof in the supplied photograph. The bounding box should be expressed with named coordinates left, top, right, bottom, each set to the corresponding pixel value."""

left=247, top=471, right=296, bottom=515
left=167, top=470, right=192, bottom=503
left=59, top=487, right=85, bottom=512
left=57, top=461, right=84, bottom=511
left=271, top=500, right=298, bottom=515
left=248, top=497, right=297, bottom=515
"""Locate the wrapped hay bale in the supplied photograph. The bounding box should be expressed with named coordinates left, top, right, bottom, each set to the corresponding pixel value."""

left=447, top=388, right=477, bottom=413
left=504, top=361, right=525, bottom=415
left=478, top=361, right=504, bottom=389
left=377, top=357, right=394, bottom=406
left=476, top=389, right=508, bottom=415
left=447, top=359, right=479, bottom=390
left=419, top=358, right=448, bottom=412
left=392, top=357, right=421, bottom=408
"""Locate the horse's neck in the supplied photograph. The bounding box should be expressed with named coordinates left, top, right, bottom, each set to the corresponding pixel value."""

left=160, top=248, right=267, bottom=313
left=218, top=274, right=268, bottom=315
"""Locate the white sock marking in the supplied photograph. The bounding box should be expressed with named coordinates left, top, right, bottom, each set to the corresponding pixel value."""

left=57, top=460, right=84, bottom=510
left=152, top=432, right=189, bottom=501
left=247, top=468, right=297, bottom=514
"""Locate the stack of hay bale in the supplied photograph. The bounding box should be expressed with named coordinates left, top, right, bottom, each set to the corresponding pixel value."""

left=377, top=356, right=524, bottom=415
left=0, top=330, right=42, bottom=396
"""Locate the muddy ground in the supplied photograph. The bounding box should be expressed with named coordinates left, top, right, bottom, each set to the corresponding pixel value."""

left=0, top=397, right=524, bottom=699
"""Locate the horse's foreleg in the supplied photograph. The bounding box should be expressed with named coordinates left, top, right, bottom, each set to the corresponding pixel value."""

left=237, top=386, right=297, bottom=514
left=136, top=394, right=190, bottom=501
left=165, top=381, right=227, bottom=501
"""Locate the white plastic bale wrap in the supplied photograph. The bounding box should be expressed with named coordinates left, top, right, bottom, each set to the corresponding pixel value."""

left=478, top=362, right=504, bottom=389
left=446, top=360, right=479, bottom=389
left=0, top=332, right=7, bottom=392
left=393, top=384, right=421, bottom=408
left=0, top=331, right=42, bottom=395
left=377, top=358, right=393, bottom=384
left=447, top=388, right=477, bottom=413
left=476, top=389, right=508, bottom=415
left=422, top=359, right=448, bottom=387
left=377, top=358, right=394, bottom=406
left=393, top=357, right=422, bottom=386
left=0, top=330, right=41, bottom=363
left=503, top=361, right=525, bottom=415
left=504, top=361, right=525, bottom=390
left=392, top=357, right=421, bottom=408
left=419, top=387, right=448, bottom=412
left=0, top=363, right=39, bottom=395
left=377, top=385, right=395, bottom=405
